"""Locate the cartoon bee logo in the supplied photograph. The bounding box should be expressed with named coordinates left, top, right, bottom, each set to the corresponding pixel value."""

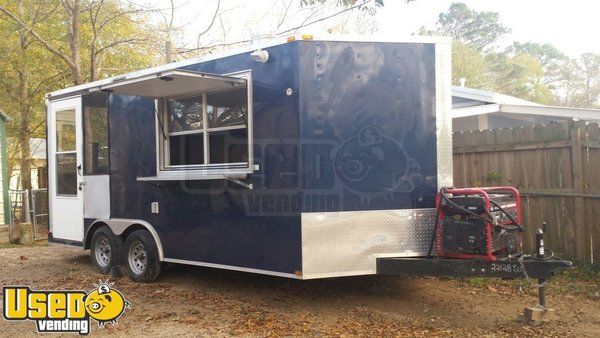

left=84, top=281, right=130, bottom=327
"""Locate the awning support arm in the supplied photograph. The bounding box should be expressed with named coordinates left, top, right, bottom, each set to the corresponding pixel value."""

left=226, top=176, right=253, bottom=189
left=155, top=108, right=167, bottom=140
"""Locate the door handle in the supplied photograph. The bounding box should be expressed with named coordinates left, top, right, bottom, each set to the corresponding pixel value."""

left=77, top=164, right=82, bottom=176
left=78, top=181, right=86, bottom=191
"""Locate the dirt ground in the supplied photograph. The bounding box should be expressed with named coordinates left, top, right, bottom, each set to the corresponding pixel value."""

left=0, top=244, right=598, bottom=337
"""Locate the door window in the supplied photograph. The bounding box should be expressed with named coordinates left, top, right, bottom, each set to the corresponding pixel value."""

left=55, top=108, right=77, bottom=196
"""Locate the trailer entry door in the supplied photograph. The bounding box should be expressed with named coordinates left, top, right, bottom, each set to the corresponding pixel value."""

left=48, top=96, right=84, bottom=242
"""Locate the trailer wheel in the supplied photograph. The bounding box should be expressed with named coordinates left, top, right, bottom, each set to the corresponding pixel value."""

left=124, top=230, right=161, bottom=282
left=90, top=226, right=123, bottom=274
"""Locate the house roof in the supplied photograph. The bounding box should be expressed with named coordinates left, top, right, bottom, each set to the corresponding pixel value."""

left=451, top=86, right=600, bottom=121
left=29, top=138, right=46, bottom=160
left=0, top=108, right=12, bottom=122
left=8, top=138, right=46, bottom=160
left=452, top=86, right=541, bottom=107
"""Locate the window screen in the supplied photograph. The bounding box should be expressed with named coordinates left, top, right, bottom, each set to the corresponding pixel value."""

left=206, top=88, right=247, bottom=128
left=167, top=95, right=203, bottom=132
left=82, top=93, right=109, bottom=175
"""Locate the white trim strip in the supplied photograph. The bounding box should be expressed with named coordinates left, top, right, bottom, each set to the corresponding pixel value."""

left=300, top=270, right=375, bottom=280
left=206, top=124, right=247, bottom=132
left=163, top=258, right=299, bottom=279
left=165, top=162, right=248, bottom=169
left=167, top=129, right=204, bottom=137
left=435, top=42, right=453, bottom=189
left=500, top=104, right=600, bottom=120
left=136, top=170, right=250, bottom=181
left=452, top=104, right=501, bottom=118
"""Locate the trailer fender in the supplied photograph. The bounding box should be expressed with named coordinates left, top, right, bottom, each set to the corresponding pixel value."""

left=85, top=219, right=164, bottom=261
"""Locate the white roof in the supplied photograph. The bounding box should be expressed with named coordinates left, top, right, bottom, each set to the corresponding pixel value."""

left=0, top=108, right=12, bottom=121
left=452, top=86, right=541, bottom=106
left=8, top=138, right=46, bottom=160
left=30, top=138, right=46, bottom=160
left=452, top=86, right=600, bottom=121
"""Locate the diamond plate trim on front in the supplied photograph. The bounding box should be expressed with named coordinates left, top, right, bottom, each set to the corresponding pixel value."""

left=435, top=42, right=453, bottom=188
left=301, top=208, right=437, bottom=279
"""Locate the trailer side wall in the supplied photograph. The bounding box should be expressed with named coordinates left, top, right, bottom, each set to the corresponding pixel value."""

left=107, top=43, right=303, bottom=275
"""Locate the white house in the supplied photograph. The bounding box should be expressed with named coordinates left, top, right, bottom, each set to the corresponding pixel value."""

left=9, top=138, right=47, bottom=190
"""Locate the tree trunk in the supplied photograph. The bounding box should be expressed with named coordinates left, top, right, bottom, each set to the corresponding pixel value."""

left=18, top=131, right=31, bottom=192
left=66, top=0, right=83, bottom=84
left=165, top=40, right=173, bottom=63
left=17, top=0, right=32, bottom=221
left=90, top=45, right=96, bottom=81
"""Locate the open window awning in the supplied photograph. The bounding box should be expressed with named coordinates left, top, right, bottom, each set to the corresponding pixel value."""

left=90, top=69, right=246, bottom=98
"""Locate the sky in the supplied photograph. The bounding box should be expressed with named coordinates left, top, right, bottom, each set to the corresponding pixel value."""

left=376, top=0, right=600, bottom=57
left=144, top=0, right=600, bottom=58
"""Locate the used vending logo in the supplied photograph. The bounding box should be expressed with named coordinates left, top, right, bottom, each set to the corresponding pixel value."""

left=2, top=281, right=130, bottom=335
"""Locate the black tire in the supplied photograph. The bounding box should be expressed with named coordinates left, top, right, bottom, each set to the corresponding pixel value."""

left=90, top=226, right=123, bottom=274
left=124, top=230, right=161, bottom=282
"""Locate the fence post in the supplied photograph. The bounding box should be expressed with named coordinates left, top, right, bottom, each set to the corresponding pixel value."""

left=31, top=190, right=37, bottom=239
left=23, top=189, right=31, bottom=223
left=570, top=120, right=588, bottom=262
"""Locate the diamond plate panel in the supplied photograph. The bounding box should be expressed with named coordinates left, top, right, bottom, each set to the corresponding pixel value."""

left=301, top=209, right=437, bottom=279
left=436, top=42, right=453, bottom=188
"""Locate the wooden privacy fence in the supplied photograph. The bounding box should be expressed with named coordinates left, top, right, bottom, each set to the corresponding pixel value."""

left=453, top=120, right=600, bottom=264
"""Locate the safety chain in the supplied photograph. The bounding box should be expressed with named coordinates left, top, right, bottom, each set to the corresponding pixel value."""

left=518, top=254, right=549, bottom=288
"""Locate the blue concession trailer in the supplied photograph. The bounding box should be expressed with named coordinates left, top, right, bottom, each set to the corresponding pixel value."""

left=46, top=36, right=461, bottom=282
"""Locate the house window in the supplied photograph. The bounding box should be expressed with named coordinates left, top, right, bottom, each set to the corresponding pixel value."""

left=160, top=72, right=251, bottom=172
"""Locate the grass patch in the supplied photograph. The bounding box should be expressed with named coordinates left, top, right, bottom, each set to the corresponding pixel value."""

left=463, top=277, right=489, bottom=286
left=0, top=240, right=48, bottom=249
left=446, top=262, right=599, bottom=299
left=547, top=262, right=600, bottom=298
left=0, top=242, right=20, bottom=249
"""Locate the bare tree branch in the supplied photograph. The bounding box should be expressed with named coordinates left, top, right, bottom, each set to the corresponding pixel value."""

left=196, top=0, right=220, bottom=50
left=199, top=0, right=221, bottom=37
left=95, top=38, right=147, bottom=55
left=276, top=0, right=293, bottom=29
left=277, top=0, right=373, bottom=35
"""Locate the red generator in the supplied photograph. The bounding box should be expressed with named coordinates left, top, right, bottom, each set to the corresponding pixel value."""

left=436, top=187, right=524, bottom=261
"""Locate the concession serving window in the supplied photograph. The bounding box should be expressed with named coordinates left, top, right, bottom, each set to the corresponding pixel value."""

left=91, top=69, right=254, bottom=182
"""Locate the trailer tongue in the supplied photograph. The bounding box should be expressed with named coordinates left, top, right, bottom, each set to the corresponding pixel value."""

left=376, top=255, right=572, bottom=280
left=377, top=186, right=573, bottom=323
left=376, top=235, right=572, bottom=323
left=377, top=186, right=572, bottom=280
